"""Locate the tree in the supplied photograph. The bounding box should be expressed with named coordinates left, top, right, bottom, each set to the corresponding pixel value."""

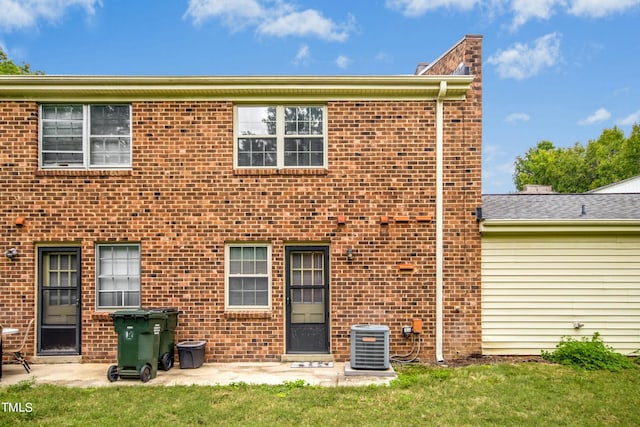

left=513, top=141, right=589, bottom=193
left=513, top=125, right=640, bottom=193
left=0, top=47, right=42, bottom=75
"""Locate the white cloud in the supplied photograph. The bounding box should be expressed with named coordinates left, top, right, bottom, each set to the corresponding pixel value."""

left=293, top=44, right=311, bottom=66
left=184, top=0, right=264, bottom=27
left=618, top=110, right=640, bottom=126
left=578, top=108, right=611, bottom=125
left=257, top=9, right=353, bottom=42
left=0, top=0, right=100, bottom=31
left=510, top=0, right=561, bottom=29
left=385, top=0, right=479, bottom=16
left=386, top=0, right=640, bottom=27
left=488, top=32, right=561, bottom=80
left=185, top=0, right=354, bottom=42
left=335, top=55, right=351, bottom=69
left=569, top=0, right=640, bottom=17
left=505, top=112, right=530, bottom=123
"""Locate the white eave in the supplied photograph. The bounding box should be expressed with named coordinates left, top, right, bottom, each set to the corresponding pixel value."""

left=0, top=75, right=474, bottom=102
left=480, top=219, right=640, bottom=235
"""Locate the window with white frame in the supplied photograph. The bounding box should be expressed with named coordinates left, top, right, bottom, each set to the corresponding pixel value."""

left=225, top=244, right=271, bottom=309
left=235, top=105, right=326, bottom=168
left=40, top=104, right=132, bottom=169
left=96, top=244, right=140, bottom=309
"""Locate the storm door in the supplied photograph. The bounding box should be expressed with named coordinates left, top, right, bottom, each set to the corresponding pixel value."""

left=286, top=246, right=330, bottom=353
left=37, top=247, right=81, bottom=355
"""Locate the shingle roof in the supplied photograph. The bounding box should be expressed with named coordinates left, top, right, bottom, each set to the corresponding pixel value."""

left=481, top=194, right=640, bottom=220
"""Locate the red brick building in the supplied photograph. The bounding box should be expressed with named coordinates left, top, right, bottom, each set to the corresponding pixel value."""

left=0, top=35, right=482, bottom=364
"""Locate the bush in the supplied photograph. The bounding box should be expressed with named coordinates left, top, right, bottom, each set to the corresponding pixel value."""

left=541, top=332, right=636, bottom=372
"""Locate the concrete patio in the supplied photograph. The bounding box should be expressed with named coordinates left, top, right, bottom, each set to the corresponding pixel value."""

left=0, top=361, right=395, bottom=388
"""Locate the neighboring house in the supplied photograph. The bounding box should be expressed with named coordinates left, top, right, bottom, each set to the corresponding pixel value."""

left=0, top=36, right=482, bottom=364
left=480, top=193, right=640, bottom=355
left=589, top=175, right=640, bottom=193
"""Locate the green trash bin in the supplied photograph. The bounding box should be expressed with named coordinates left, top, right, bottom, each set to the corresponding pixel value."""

left=147, top=307, right=181, bottom=371
left=107, top=310, right=165, bottom=383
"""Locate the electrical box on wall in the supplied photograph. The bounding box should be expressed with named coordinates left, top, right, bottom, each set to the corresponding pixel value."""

left=412, top=319, right=423, bottom=334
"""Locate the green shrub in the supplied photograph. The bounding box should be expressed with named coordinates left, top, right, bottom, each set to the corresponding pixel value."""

left=541, top=332, right=636, bottom=372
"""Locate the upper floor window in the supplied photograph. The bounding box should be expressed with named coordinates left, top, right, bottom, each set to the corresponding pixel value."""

left=235, top=105, right=326, bottom=169
left=40, top=104, right=132, bottom=169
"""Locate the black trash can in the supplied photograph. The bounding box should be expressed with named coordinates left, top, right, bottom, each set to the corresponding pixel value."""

left=177, top=341, right=206, bottom=369
left=147, top=307, right=181, bottom=371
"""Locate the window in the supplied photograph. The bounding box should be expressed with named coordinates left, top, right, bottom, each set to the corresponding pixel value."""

left=96, top=244, right=140, bottom=309
left=235, top=105, right=326, bottom=168
left=225, top=244, right=271, bottom=310
left=40, top=104, right=132, bottom=169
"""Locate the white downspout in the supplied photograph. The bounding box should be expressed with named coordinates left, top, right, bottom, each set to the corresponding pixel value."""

left=435, top=81, right=446, bottom=363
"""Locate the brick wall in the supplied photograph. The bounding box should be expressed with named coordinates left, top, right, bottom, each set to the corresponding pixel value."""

left=0, top=37, right=482, bottom=364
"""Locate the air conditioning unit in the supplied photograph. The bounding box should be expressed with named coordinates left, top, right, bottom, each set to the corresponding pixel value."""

left=350, top=325, right=390, bottom=370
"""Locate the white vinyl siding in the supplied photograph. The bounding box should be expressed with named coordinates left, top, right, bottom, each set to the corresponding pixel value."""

left=482, top=234, right=640, bottom=356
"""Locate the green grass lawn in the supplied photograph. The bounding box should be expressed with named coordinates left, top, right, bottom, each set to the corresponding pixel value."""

left=1, top=362, right=639, bottom=426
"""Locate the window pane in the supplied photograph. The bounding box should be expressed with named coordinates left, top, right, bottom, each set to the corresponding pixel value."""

left=303, top=271, right=312, bottom=286
left=255, top=260, right=267, bottom=274
left=99, top=292, right=120, bottom=307
left=124, top=291, right=140, bottom=306
left=303, top=253, right=312, bottom=268
left=292, top=288, right=302, bottom=303
left=303, top=288, right=312, bottom=303
left=238, top=138, right=277, bottom=167
left=243, top=260, right=255, bottom=274
left=41, top=105, right=85, bottom=167
left=284, top=107, right=323, bottom=136
left=255, top=290, right=268, bottom=306
left=230, top=247, right=242, bottom=260
left=238, top=107, right=276, bottom=135
left=90, top=137, right=131, bottom=166
left=255, top=246, right=267, bottom=260
left=42, top=151, right=84, bottom=166
left=90, top=105, right=130, bottom=136
left=229, top=260, right=242, bottom=274
left=284, top=137, right=324, bottom=167
left=292, top=271, right=302, bottom=286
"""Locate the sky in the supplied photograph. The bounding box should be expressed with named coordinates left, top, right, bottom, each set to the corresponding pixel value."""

left=1, top=0, right=639, bottom=194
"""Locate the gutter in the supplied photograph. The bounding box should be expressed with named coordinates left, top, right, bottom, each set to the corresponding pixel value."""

left=480, top=219, right=640, bottom=234
left=0, top=75, right=473, bottom=102
left=435, top=81, right=446, bottom=363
